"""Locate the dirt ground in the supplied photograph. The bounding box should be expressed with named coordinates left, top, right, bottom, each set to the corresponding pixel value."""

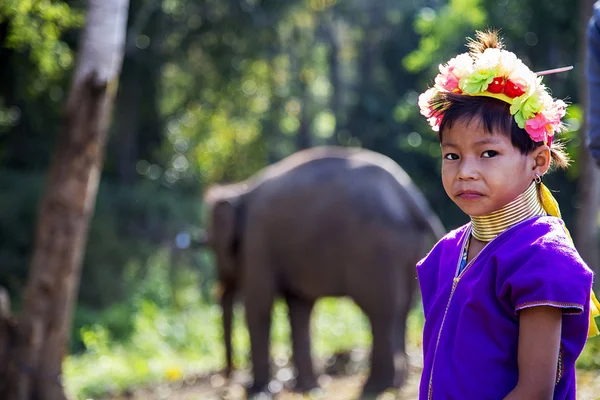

left=110, top=344, right=600, bottom=400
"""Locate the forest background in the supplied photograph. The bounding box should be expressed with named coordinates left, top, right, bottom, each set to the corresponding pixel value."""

left=1, top=0, right=600, bottom=398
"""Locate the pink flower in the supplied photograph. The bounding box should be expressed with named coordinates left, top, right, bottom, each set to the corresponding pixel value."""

left=435, top=53, right=472, bottom=92
left=543, top=99, right=567, bottom=127
left=427, top=115, right=442, bottom=131
left=524, top=113, right=551, bottom=142
left=435, top=65, right=461, bottom=92
left=524, top=100, right=567, bottom=142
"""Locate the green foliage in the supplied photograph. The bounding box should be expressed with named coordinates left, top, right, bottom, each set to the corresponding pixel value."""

left=64, top=290, right=424, bottom=399
left=79, top=178, right=205, bottom=308
left=148, top=0, right=307, bottom=185
left=162, top=58, right=274, bottom=183
left=403, top=0, right=487, bottom=74
left=561, top=104, right=585, bottom=180
left=0, top=0, right=83, bottom=78
left=0, top=98, right=21, bottom=133
left=0, top=169, right=207, bottom=350
left=0, top=170, right=46, bottom=304
left=578, top=335, right=600, bottom=369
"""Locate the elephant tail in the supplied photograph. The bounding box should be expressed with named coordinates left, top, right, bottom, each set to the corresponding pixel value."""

left=220, top=282, right=235, bottom=378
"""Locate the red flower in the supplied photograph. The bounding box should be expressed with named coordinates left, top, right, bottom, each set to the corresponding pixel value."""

left=487, top=77, right=505, bottom=93
left=504, top=79, right=526, bottom=98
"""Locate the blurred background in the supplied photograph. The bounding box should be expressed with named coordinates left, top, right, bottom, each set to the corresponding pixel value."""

left=1, top=0, right=599, bottom=398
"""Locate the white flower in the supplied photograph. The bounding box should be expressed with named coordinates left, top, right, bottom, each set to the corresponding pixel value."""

left=474, top=48, right=501, bottom=72
left=449, top=53, right=475, bottom=75
left=508, top=59, right=537, bottom=86
left=497, top=50, right=519, bottom=77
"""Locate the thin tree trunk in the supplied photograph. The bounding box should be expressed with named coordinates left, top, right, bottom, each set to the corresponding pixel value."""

left=296, top=81, right=312, bottom=150
left=576, top=0, right=599, bottom=277
left=325, top=13, right=343, bottom=145
left=0, top=287, right=17, bottom=396
left=358, top=2, right=381, bottom=93
left=290, top=25, right=313, bottom=151
left=1, top=1, right=129, bottom=399
left=113, top=0, right=164, bottom=184
left=114, top=60, right=142, bottom=184
left=267, top=66, right=284, bottom=163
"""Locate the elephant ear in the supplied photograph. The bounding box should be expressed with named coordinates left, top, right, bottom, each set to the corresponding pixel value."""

left=213, top=200, right=236, bottom=244
left=211, top=199, right=239, bottom=278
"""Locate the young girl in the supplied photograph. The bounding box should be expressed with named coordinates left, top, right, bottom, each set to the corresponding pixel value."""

left=417, top=30, right=600, bottom=399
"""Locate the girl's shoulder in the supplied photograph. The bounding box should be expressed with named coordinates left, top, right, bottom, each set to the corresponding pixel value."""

left=494, top=216, right=593, bottom=317
left=504, top=216, right=579, bottom=254
left=495, top=215, right=593, bottom=280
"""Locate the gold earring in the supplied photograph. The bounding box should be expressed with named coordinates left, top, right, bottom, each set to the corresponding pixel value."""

left=534, top=173, right=542, bottom=184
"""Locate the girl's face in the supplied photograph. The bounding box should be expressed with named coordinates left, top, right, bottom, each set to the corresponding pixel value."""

left=441, top=117, right=544, bottom=217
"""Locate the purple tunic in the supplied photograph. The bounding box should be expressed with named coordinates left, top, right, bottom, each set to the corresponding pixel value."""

left=417, top=216, right=593, bottom=400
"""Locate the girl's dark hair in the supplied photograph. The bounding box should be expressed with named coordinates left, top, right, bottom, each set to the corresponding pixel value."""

left=431, top=92, right=570, bottom=169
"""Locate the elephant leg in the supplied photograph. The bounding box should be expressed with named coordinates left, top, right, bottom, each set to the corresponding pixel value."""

left=361, top=310, right=396, bottom=396
left=244, top=284, right=275, bottom=395
left=392, top=275, right=416, bottom=387
left=392, top=304, right=410, bottom=388
left=286, top=295, right=318, bottom=392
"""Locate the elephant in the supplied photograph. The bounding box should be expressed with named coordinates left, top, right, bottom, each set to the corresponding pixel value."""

left=202, top=146, right=445, bottom=398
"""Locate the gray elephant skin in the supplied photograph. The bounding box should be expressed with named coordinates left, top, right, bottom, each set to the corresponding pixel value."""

left=202, top=146, right=445, bottom=397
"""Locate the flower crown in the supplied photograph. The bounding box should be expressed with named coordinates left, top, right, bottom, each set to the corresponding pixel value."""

left=418, top=42, right=568, bottom=145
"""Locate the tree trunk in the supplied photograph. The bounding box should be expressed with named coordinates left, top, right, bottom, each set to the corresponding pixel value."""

left=114, top=60, right=142, bottom=184
left=576, top=0, right=599, bottom=277
left=266, top=53, right=285, bottom=163
left=296, top=81, right=312, bottom=150
left=324, top=12, right=343, bottom=145
left=289, top=25, right=313, bottom=151
left=0, top=1, right=129, bottom=399
left=112, top=0, right=164, bottom=184
left=358, top=2, right=381, bottom=93
left=0, top=287, right=17, bottom=396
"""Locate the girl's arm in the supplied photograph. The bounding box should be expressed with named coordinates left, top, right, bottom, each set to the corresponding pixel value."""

left=503, top=306, right=562, bottom=400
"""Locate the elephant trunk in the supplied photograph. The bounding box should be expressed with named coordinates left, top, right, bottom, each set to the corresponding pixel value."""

left=220, top=281, right=235, bottom=378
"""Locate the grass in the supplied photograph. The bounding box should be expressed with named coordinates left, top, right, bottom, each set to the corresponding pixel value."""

left=63, top=297, right=425, bottom=400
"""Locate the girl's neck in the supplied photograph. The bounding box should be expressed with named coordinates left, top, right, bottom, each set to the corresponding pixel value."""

left=470, top=182, right=545, bottom=242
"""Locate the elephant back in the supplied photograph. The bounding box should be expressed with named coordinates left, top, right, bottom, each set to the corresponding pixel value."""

left=244, top=146, right=445, bottom=242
